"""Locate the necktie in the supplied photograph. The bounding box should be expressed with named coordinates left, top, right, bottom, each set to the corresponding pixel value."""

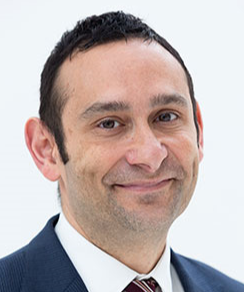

left=123, top=277, right=159, bottom=292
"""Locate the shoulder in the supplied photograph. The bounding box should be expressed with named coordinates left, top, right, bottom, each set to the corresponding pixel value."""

left=171, top=250, right=244, bottom=291
left=0, top=246, right=27, bottom=292
left=0, top=215, right=60, bottom=292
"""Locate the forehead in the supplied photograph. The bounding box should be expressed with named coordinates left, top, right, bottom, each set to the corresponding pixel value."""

left=58, top=39, right=190, bottom=113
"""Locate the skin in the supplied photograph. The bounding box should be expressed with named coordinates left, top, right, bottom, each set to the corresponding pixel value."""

left=25, top=39, right=203, bottom=274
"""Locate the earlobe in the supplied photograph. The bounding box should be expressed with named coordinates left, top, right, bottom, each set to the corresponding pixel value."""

left=196, top=102, right=204, bottom=161
left=25, top=118, right=61, bottom=181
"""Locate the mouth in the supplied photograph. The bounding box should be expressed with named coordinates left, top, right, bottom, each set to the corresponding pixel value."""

left=113, top=178, right=173, bottom=193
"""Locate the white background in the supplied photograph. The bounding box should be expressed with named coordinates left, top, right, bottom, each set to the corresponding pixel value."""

left=0, top=0, right=243, bottom=284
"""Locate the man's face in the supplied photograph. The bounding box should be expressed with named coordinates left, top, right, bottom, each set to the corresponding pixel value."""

left=57, top=40, right=203, bottom=242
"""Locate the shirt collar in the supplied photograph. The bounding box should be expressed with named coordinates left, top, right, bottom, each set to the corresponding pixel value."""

left=55, top=212, right=173, bottom=292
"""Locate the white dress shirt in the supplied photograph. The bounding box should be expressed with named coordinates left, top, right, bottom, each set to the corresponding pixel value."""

left=55, top=212, right=184, bottom=292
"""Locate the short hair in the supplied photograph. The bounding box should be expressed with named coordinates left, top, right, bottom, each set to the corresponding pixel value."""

left=39, top=11, right=198, bottom=164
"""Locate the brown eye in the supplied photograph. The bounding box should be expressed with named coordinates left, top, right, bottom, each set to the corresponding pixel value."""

left=156, top=112, right=178, bottom=122
left=98, top=119, right=120, bottom=129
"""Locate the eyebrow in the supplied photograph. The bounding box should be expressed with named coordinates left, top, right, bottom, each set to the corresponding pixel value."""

left=80, top=94, right=188, bottom=120
left=150, top=93, right=188, bottom=108
left=80, top=101, right=130, bottom=119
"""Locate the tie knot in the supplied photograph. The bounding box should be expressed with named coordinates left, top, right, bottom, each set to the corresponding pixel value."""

left=123, top=277, right=159, bottom=292
left=143, top=278, right=158, bottom=290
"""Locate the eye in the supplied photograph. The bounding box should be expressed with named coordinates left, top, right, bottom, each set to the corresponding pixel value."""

left=155, top=112, right=178, bottom=122
left=97, top=119, right=120, bottom=129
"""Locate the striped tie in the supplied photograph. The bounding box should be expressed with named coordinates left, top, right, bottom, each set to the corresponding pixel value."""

left=123, top=277, right=159, bottom=292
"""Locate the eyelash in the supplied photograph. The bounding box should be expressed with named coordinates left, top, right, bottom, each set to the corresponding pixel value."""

left=97, top=119, right=121, bottom=129
left=154, top=112, right=178, bottom=123
left=96, top=112, right=178, bottom=130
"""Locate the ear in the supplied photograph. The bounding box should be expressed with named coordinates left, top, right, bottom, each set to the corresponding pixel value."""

left=196, top=102, right=204, bottom=162
left=25, top=118, right=61, bottom=181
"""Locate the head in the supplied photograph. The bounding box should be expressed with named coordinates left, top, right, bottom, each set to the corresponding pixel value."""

left=25, top=11, right=203, bottom=268
left=39, top=11, right=198, bottom=164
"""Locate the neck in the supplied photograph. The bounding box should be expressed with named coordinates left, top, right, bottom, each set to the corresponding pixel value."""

left=108, top=237, right=167, bottom=274
left=62, top=207, right=168, bottom=274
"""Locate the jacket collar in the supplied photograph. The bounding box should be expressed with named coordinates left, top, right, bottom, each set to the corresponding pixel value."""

left=171, top=249, right=226, bottom=292
left=22, top=214, right=88, bottom=292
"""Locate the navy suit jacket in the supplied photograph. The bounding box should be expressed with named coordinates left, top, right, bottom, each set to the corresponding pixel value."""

left=0, top=215, right=243, bottom=292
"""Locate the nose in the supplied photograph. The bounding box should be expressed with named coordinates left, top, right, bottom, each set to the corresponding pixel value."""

left=125, top=125, right=168, bottom=173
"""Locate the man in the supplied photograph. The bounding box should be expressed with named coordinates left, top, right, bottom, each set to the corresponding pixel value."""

left=0, top=11, right=243, bottom=292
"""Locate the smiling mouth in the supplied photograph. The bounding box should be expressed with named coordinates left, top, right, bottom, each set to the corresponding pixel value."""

left=113, top=179, right=173, bottom=192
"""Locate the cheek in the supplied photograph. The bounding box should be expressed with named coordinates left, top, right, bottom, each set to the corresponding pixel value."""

left=167, top=132, right=199, bottom=169
left=70, top=143, right=120, bottom=182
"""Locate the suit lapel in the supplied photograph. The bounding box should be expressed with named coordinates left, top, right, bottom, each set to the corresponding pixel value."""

left=22, top=215, right=89, bottom=292
left=171, top=249, right=206, bottom=292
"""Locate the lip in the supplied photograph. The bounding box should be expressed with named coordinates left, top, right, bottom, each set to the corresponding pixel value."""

left=113, top=178, right=172, bottom=192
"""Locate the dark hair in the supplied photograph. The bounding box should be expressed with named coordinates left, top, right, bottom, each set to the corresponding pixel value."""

left=39, top=11, right=198, bottom=164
